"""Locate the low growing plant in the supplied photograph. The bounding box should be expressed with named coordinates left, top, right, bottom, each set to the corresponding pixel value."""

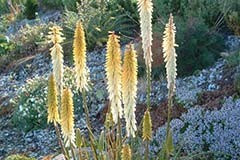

left=12, top=67, right=83, bottom=132
left=5, top=154, right=36, bottom=160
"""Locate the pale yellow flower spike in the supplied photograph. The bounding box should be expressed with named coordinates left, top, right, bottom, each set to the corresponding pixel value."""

left=162, top=14, right=178, bottom=93
left=73, top=21, right=89, bottom=92
left=122, top=44, right=138, bottom=137
left=121, top=144, right=132, bottom=160
left=60, top=88, right=75, bottom=147
left=105, top=33, right=122, bottom=124
left=47, top=74, right=59, bottom=125
left=142, top=108, right=152, bottom=141
left=138, top=0, right=153, bottom=73
left=48, top=26, right=65, bottom=96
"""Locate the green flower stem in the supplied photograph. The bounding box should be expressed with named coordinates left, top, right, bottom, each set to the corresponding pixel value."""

left=116, top=116, right=122, bottom=160
left=70, top=143, right=77, bottom=160
left=145, top=67, right=151, bottom=160
left=166, top=83, right=174, bottom=159
left=54, top=124, right=69, bottom=160
left=81, top=89, right=98, bottom=160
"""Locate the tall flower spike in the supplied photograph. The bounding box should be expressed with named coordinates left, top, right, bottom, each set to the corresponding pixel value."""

left=121, top=144, right=132, bottom=160
left=47, top=74, right=59, bottom=124
left=138, top=0, right=153, bottom=73
left=73, top=21, right=89, bottom=92
left=142, top=109, right=152, bottom=141
left=105, top=33, right=122, bottom=123
left=122, top=44, right=138, bottom=137
left=48, top=26, right=65, bottom=95
left=61, top=88, right=75, bottom=147
left=162, top=14, right=178, bottom=93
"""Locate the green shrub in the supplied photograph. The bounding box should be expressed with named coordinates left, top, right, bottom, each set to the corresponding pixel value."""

left=24, top=0, right=38, bottom=19
left=62, top=0, right=138, bottom=53
left=0, top=0, right=8, bottom=15
left=151, top=16, right=225, bottom=77
left=12, top=23, right=49, bottom=47
left=0, top=14, right=11, bottom=33
left=62, top=0, right=79, bottom=12
left=175, top=17, right=225, bottom=76
left=153, top=0, right=230, bottom=28
left=5, top=154, right=36, bottom=160
left=227, top=11, right=240, bottom=36
left=0, top=34, right=15, bottom=56
left=12, top=67, right=83, bottom=132
left=226, top=50, right=240, bottom=67
left=12, top=76, right=48, bottom=132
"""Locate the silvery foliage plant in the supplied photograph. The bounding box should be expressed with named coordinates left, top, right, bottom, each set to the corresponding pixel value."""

left=152, top=97, right=240, bottom=159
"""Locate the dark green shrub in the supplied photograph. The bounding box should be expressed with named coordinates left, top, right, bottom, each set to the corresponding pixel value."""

left=24, top=0, right=38, bottom=19
left=152, top=16, right=225, bottom=77
left=175, top=17, right=225, bottom=76
left=153, top=0, right=230, bottom=28
left=0, top=0, right=8, bottom=15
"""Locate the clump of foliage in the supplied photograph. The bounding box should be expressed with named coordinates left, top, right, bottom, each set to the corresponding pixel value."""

left=226, top=50, right=240, bottom=67
left=175, top=17, right=224, bottom=76
left=0, top=23, right=50, bottom=71
left=12, top=67, right=82, bottom=132
left=63, top=0, right=138, bottom=53
left=7, top=23, right=50, bottom=60
left=225, top=0, right=240, bottom=35
left=12, top=76, right=48, bottom=132
left=24, top=0, right=38, bottom=19
left=0, top=34, right=15, bottom=57
left=227, top=11, right=240, bottom=36
left=5, top=154, right=36, bottom=160
left=151, top=0, right=226, bottom=77
left=153, top=0, right=230, bottom=28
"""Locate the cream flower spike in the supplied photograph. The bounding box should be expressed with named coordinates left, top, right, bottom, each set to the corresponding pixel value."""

left=122, top=44, right=138, bottom=137
left=60, top=88, right=76, bottom=147
left=73, top=21, right=89, bottom=92
left=162, top=14, right=178, bottom=93
left=48, top=26, right=65, bottom=96
left=47, top=74, right=59, bottom=125
left=121, top=144, right=132, bottom=160
left=105, top=33, right=122, bottom=123
left=138, top=0, right=153, bottom=73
